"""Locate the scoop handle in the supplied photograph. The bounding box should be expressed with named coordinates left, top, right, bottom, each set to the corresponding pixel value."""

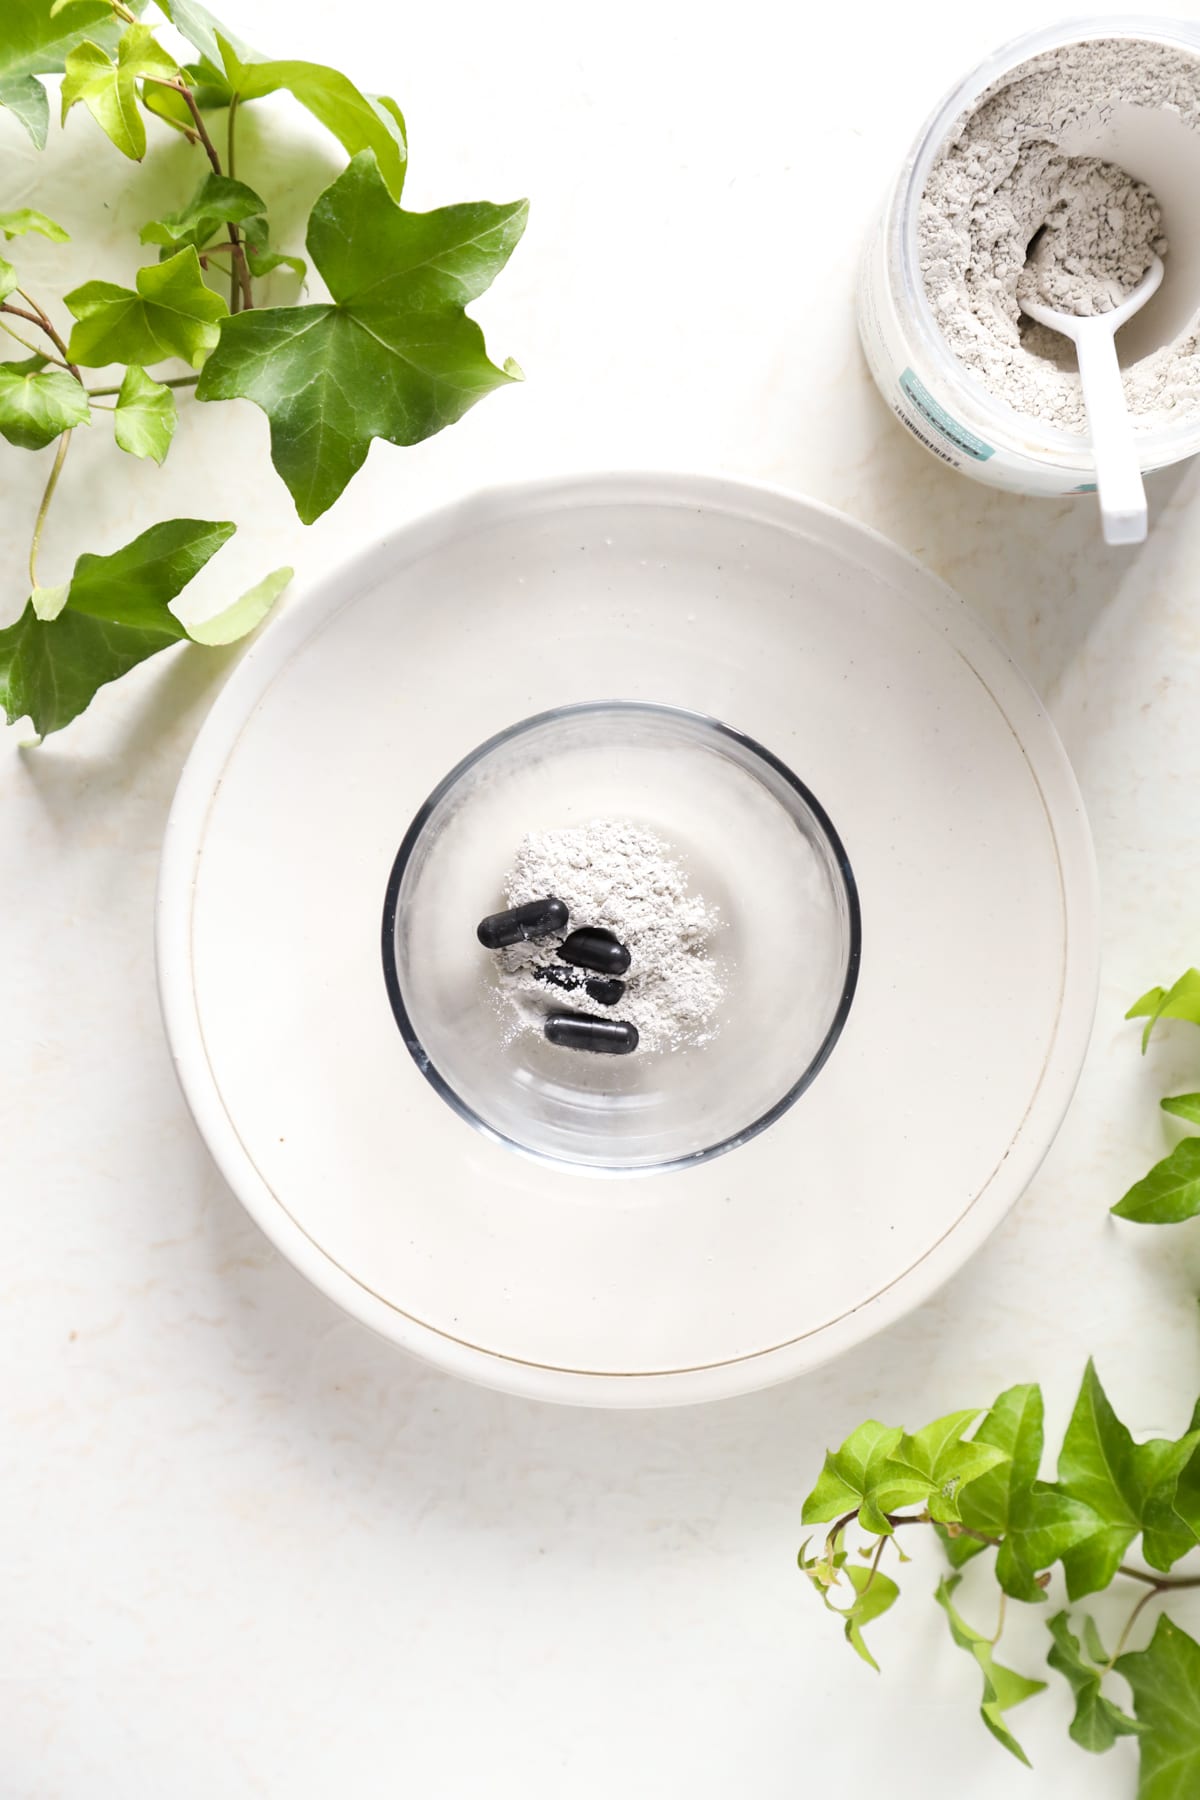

left=1076, top=326, right=1147, bottom=546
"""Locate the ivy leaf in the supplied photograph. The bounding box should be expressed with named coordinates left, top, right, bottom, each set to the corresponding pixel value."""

left=112, top=365, right=176, bottom=462
left=65, top=246, right=227, bottom=367
left=157, top=1, right=407, bottom=197
left=0, top=0, right=142, bottom=149
left=0, top=518, right=233, bottom=736
left=838, top=1565, right=899, bottom=1670
left=61, top=25, right=178, bottom=160
left=955, top=1384, right=1101, bottom=1602
left=139, top=171, right=264, bottom=255
left=1128, top=986, right=1168, bottom=1030
left=934, top=1577, right=1046, bottom=1766
left=1143, top=1399, right=1200, bottom=1571
left=66, top=517, right=233, bottom=628
left=1047, top=1611, right=1143, bottom=1753
left=1056, top=1362, right=1200, bottom=1598
left=884, top=1409, right=1009, bottom=1524
left=31, top=582, right=69, bottom=620
left=1161, top=1094, right=1200, bottom=1127
left=955, top=1386, right=1044, bottom=1538
left=1083, top=1615, right=1111, bottom=1665
left=0, top=0, right=141, bottom=71
left=138, top=179, right=303, bottom=281
left=0, top=74, right=50, bottom=147
left=214, top=34, right=408, bottom=200
left=239, top=214, right=305, bottom=281
left=1113, top=1140, right=1200, bottom=1225
left=182, top=53, right=233, bottom=109
left=0, top=607, right=183, bottom=738
left=196, top=150, right=526, bottom=523
left=0, top=354, right=90, bottom=449
left=0, top=208, right=68, bottom=241
left=0, top=257, right=16, bottom=300
left=999, top=1486, right=1101, bottom=1602
left=155, top=0, right=250, bottom=67
left=798, top=1532, right=847, bottom=1594
left=1117, top=1615, right=1200, bottom=1799
left=1128, top=970, right=1200, bottom=1052
left=184, top=564, right=291, bottom=645
left=801, top=1421, right=934, bottom=1536
left=816, top=1563, right=900, bottom=1672
left=934, top=1521, right=989, bottom=1570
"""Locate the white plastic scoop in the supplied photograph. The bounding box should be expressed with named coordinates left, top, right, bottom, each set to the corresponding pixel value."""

left=1019, top=254, right=1164, bottom=546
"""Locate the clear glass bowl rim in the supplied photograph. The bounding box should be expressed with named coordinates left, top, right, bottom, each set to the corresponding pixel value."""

left=380, top=700, right=864, bottom=1177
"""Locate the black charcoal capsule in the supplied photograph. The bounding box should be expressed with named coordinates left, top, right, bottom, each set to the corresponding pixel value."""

left=584, top=976, right=625, bottom=1007
left=558, top=926, right=631, bottom=976
left=544, top=1012, right=639, bottom=1055
left=477, top=895, right=568, bottom=950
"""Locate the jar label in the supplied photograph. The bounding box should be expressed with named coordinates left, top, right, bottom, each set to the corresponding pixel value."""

left=899, top=368, right=994, bottom=461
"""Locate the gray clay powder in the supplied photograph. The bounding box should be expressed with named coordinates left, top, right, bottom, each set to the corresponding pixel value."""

left=494, top=820, right=723, bottom=1054
left=920, top=39, right=1200, bottom=432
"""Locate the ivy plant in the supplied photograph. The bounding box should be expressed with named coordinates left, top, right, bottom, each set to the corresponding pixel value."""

left=801, top=982, right=1200, bottom=1792
left=802, top=1373, right=1200, bottom=1787
left=0, top=0, right=525, bottom=736
left=1115, top=970, right=1200, bottom=1224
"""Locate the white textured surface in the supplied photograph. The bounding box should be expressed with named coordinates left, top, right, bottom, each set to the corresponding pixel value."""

left=5, top=0, right=1200, bottom=1793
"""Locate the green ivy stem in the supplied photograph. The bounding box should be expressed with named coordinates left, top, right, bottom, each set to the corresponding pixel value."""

left=2, top=292, right=87, bottom=585
left=0, top=314, right=65, bottom=363
left=825, top=1509, right=931, bottom=1561
left=226, top=97, right=242, bottom=309
left=148, top=77, right=254, bottom=314
left=84, top=375, right=199, bottom=397
left=6, top=37, right=246, bottom=602
left=830, top=1508, right=1200, bottom=1593
left=29, top=428, right=72, bottom=589
left=989, top=1591, right=1008, bottom=1645
left=148, top=77, right=221, bottom=170
left=11, top=290, right=81, bottom=381
left=148, top=102, right=199, bottom=147
left=2, top=302, right=77, bottom=376
left=1115, top=1564, right=1200, bottom=1591
left=1, top=301, right=51, bottom=334
left=1107, top=1588, right=1161, bottom=1672
left=852, top=1531, right=891, bottom=1605
left=945, top=1518, right=1200, bottom=1589
left=819, top=1526, right=894, bottom=1619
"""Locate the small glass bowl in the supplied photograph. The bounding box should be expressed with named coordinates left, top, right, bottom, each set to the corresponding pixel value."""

left=381, top=702, right=861, bottom=1174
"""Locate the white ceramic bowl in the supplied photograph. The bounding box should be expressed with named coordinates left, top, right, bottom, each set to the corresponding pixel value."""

left=157, top=473, right=1099, bottom=1406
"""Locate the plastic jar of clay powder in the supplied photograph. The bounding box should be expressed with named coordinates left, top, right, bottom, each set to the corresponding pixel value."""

left=858, top=16, right=1200, bottom=496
